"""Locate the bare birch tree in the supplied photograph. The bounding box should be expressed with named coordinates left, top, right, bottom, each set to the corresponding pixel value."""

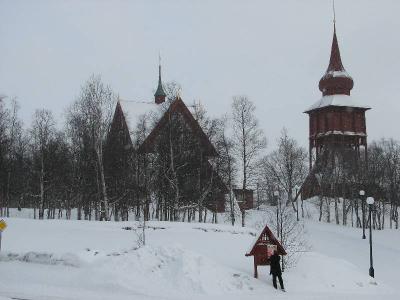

left=69, top=75, right=115, bottom=221
left=232, top=96, right=266, bottom=226
left=214, top=116, right=238, bottom=226
left=30, top=109, right=55, bottom=219
left=260, top=129, right=307, bottom=213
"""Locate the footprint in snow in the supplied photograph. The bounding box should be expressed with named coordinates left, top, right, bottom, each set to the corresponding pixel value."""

left=356, top=282, right=364, bottom=287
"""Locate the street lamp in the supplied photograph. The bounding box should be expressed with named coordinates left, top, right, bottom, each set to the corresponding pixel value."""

left=274, top=191, right=279, bottom=237
left=359, top=190, right=366, bottom=239
left=366, top=196, right=375, bottom=278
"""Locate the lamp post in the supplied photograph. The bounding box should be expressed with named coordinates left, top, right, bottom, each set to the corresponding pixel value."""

left=366, top=196, right=375, bottom=278
left=359, top=190, right=366, bottom=239
left=274, top=190, right=279, bottom=238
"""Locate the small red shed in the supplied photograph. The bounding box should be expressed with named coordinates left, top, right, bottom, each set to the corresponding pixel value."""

left=245, top=224, right=286, bottom=279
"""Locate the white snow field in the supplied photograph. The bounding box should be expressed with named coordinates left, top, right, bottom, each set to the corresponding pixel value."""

left=0, top=209, right=399, bottom=300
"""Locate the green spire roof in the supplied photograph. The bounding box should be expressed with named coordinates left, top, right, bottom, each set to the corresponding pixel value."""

left=154, top=65, right=166, bottom=97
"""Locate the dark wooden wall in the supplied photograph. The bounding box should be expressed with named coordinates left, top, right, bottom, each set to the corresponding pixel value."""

left=309, top=107, right=366, bottom=138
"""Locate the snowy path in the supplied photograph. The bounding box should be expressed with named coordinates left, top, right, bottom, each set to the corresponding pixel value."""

left=307, top=220, right=400, bottom=288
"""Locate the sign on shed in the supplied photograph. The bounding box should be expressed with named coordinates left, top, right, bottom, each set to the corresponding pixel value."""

left=245, top=224, right=286, bottom=279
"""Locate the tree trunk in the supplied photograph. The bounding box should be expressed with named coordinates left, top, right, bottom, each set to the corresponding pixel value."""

left=318, top=196, right=323, bottom=222
left=5, top=172, right=10, bottom=218
left=96, top=149, right=109, bottom=221
left=326, top=198, right=331, bottom=223
left=342, top=198, right=346, bottom=226
left=335, top=198, right=339, bottom=225
left=39, top=155, right=45, bottom=220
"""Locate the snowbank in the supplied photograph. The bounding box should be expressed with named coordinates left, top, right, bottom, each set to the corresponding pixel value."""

left=0, top=213, right=398, bottom=299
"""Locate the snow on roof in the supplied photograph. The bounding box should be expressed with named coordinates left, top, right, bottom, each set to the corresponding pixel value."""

left=305, top=94, right=370, bottom=112
left=119, top=98, right=198, bottom=144
left=315, top=130, right=366, bottom=137
left=326, top=70, right=351, bottom=78
left=119, top=100, right=165, bottom=139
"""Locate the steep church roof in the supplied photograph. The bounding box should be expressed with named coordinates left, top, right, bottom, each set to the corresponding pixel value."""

left=106, top=101, right=133, bottom=149
left=138, top=97, right=218, bottom=157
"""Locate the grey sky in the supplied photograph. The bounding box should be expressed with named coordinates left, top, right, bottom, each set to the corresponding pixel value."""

left=1, top=0, right=399, bottom=148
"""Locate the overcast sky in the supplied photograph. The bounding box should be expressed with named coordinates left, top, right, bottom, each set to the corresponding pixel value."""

left=1, top=0, right=399, bottom=148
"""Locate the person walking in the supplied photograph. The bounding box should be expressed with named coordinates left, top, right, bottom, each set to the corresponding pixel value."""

left=270, top=250, right=285, bottom=291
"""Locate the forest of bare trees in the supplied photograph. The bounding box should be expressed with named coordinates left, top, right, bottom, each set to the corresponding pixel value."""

left=0, top=75, right=399, bottom=231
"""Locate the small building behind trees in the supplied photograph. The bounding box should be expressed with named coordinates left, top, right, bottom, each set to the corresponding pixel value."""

left=233, top=188, right=254, bottom=210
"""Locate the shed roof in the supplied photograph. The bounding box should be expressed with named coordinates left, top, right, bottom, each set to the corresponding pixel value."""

left=246, top=224, right=286, bottom=256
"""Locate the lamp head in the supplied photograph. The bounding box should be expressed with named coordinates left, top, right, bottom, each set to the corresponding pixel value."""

left=366, top=197, right=374, bottom=205
left=359, top=190, right=365, bottom=196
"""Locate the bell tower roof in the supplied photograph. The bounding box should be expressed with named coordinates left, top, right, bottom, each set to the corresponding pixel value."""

left=318, top=25, right=354, bottom=96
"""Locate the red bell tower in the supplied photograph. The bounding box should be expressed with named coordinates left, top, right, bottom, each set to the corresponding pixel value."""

left=302, top=24, right=371, bottom=199
left=296, top=22, right=370, bottom=199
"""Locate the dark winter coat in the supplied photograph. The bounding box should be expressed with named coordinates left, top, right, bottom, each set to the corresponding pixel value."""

left=269, top=254, right=282, bottom=275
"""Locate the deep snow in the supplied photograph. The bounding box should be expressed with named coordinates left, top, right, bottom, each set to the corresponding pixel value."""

left=0, top=208, right=399, bottom=300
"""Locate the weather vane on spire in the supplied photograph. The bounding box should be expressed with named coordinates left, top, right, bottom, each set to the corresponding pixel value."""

left=333, top=0, right=336, bottom=29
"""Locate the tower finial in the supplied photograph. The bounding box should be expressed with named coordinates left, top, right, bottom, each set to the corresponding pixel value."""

left=158, top=51, right=162, bottom=79
left=333, top=0, right=336, bottom=31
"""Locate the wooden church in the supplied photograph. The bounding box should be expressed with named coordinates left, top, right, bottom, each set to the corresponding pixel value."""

left=300, top=23, right=371, bottom=200
left=104, top=64, right=228, bottom=220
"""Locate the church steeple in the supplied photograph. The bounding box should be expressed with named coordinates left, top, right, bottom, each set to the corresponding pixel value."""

left=154, top=59, right=166, bottom=104
left=318, top=24, right=354, bottom=96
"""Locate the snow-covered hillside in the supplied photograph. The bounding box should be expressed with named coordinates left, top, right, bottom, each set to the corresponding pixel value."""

left=0, top=209, right=399, bottom=300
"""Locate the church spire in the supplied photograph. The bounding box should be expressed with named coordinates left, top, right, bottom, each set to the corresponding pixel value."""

left=326, top=25, right=345, bottom=73
left=318, top=13, right=354, bottom=96
left=154, top=55, right=166, bottom=104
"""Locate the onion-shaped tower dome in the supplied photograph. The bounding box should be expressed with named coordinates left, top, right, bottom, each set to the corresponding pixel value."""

left=319, top=25, right=354, bottom=96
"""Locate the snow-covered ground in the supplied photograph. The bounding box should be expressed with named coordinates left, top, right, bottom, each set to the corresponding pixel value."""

left=0, top=208, right=399, bottom=300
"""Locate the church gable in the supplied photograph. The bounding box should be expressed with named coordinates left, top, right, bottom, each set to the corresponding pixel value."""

left=106, top=101, right=133, bottom=152
left=138, top=97, right=218, bottom=157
